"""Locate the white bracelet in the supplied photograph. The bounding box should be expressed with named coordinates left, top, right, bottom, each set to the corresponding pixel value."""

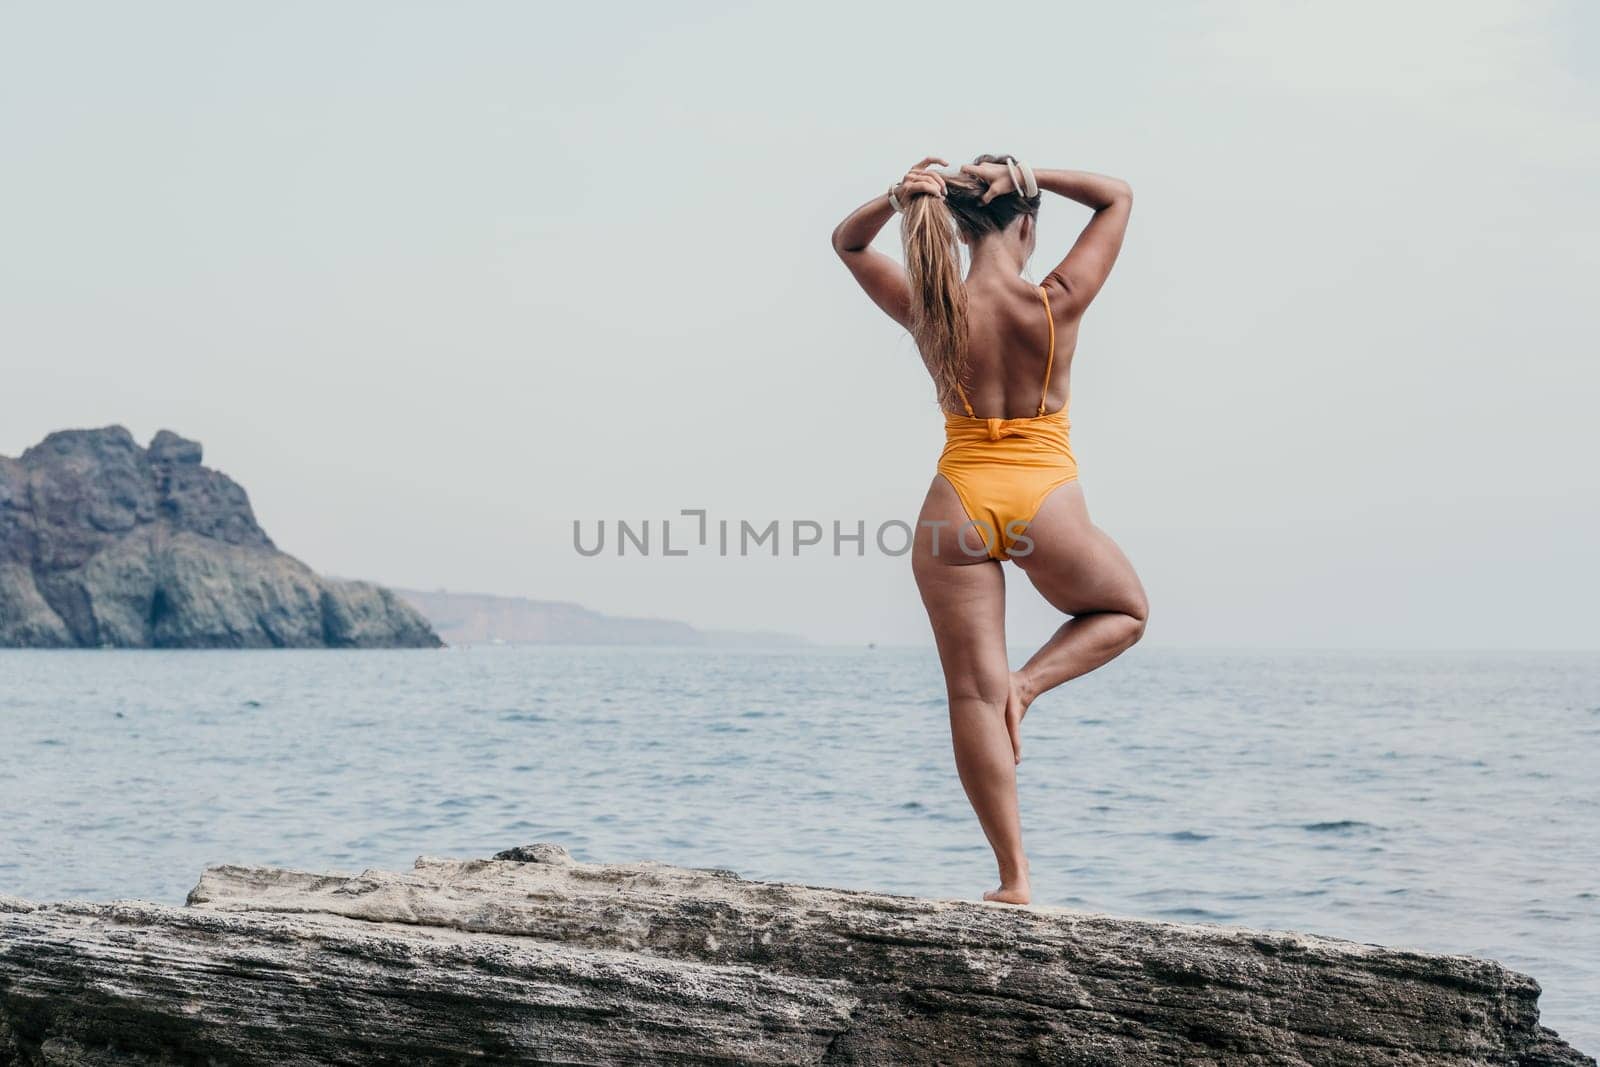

left=1007, top=157, right=1039, bottom=198
left=887, top=183, right=904, bottom=213
left=1015, top=158, right=1039, bottom=198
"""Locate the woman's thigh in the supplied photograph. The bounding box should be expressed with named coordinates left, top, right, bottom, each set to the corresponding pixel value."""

left=912, top=475, right=1010, bottom=699
left=1011, top=482, right=1147, bottom=619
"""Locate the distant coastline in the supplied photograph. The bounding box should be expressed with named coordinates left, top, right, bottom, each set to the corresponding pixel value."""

left=396, top=588, right=805, bottom=648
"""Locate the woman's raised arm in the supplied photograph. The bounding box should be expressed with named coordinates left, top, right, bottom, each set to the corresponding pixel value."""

left=1034, top=168, right=1133, bottom=314
left=831, top=157, right=948, bottom=328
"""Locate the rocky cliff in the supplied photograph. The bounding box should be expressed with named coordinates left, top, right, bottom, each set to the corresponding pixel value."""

left=0, top=426, right=439, bottom=648
left=0, top=845, right=1589, bottom=1065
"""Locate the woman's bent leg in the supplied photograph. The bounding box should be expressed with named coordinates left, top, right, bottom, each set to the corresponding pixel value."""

left=913, top=476, right=1030, bottom=903
left=1008, top=483, right=1148, bottom=760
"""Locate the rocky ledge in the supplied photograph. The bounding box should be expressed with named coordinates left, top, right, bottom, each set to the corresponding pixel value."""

left=0, top=846, right=1589, bottom=1066
left=0, top=426, right=439, bottom=648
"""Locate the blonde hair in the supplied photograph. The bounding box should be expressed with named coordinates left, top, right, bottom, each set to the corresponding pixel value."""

left=900, top=155, right=1041, bottom=408
left=902, top=194, right=969, bottom=409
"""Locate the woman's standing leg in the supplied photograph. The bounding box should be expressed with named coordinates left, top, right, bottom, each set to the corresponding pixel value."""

left=913, top=475, right=1030, bottom=903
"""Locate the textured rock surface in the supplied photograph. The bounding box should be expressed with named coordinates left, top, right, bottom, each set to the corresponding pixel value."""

left=0, top=846, right=1590, bottom=1065
left=0, top=426, right=439, bottom=648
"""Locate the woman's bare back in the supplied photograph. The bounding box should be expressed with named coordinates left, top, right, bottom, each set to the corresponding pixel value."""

left=951, top=275, right=1080, bottom=418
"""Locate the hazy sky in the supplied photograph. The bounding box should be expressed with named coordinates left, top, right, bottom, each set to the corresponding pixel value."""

left=3, top=1, right=1596, bottom=647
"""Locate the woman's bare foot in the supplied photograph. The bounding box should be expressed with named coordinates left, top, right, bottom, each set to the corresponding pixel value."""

left=1004, top=670, right=1038, bottom=764
left=983, top=862, right=1032, bottom=905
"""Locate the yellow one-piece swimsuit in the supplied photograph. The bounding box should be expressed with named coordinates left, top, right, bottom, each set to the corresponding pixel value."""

left=936, top=284, right=1079, bottom=561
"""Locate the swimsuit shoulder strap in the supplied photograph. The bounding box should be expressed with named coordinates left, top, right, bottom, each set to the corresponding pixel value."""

left=1036, top=285, right=1057, bottom=416
left=953, top=380, right=975, bottom=418
left=951, top=287, right=1053, bottom=418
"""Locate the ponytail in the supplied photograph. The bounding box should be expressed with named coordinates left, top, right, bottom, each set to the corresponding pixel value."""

left=902, top=194, right=968, bottom=409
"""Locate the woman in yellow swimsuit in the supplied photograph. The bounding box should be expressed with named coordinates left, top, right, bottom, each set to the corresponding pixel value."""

left=832, top=154, right=1149, bottom=905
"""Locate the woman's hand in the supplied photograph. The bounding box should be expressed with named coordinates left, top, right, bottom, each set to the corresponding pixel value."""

left=959, top=160, right=1016, bottom=204
left=894, top=156, right=949, bottom=203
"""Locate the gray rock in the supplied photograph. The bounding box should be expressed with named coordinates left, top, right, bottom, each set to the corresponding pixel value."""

left=0, top=846, right=1590, bottom=1065
left=0, top=426, right=440, bottom=648
left=320, top=578, right=443, bottom=649
left=0, top=563, right=72, bottom=647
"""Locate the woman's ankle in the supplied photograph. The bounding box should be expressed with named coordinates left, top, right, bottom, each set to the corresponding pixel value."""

left=1012, top=667, right=1041, bottom=708
left=998, top=858, right=1031, bottom=885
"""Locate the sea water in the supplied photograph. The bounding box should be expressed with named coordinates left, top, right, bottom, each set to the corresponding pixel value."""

left=1, top=646, right=1595, bottom=1050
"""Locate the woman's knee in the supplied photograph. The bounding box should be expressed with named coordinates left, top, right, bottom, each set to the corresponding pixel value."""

left=946, top=667, right=1011, bottom=711
left=1122, top=597, right=1149, bottom=646
left=1085, top=595, right=1147, bottom=649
